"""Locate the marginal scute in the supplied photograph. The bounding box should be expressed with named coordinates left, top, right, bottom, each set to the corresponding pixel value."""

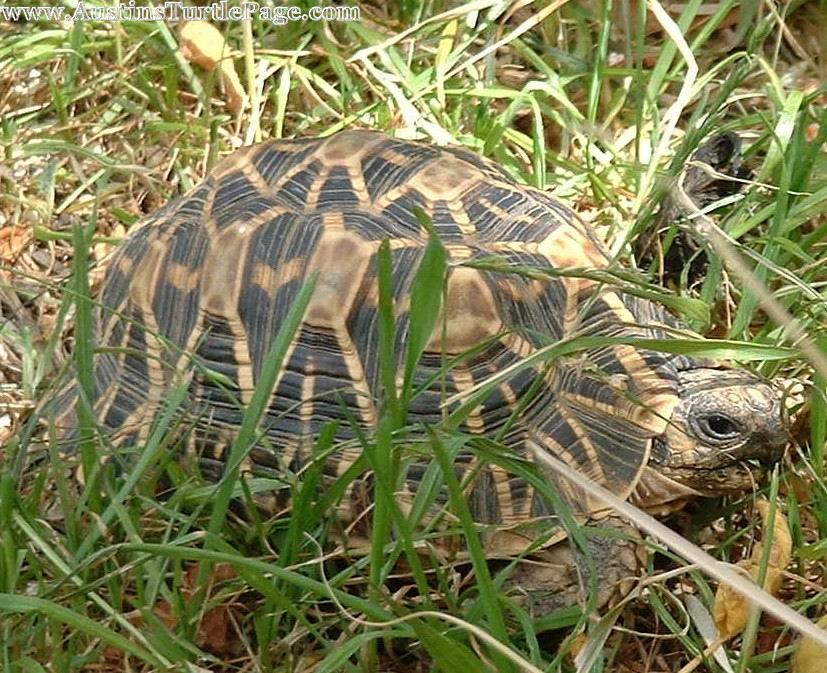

left=207, top=143, right=260, bottom=181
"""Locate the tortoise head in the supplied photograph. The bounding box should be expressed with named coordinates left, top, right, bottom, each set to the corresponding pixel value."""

left=633, top=367, right=789, bottom=513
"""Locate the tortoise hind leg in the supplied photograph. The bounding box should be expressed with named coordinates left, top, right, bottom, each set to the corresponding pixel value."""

left=500, top=516, right=645, bottom=618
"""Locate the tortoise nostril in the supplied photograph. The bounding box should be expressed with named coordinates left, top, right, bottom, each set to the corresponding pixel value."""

left=758, top=442, right=786, bottom=465
left=753, top=424, right=789, bottom=464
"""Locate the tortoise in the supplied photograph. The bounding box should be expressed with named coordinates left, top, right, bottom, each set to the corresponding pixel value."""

left=52, top=130, right=789, bottom=614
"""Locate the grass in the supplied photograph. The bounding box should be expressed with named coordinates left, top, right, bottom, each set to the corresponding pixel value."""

left=0, top=1, right=826, bottom=671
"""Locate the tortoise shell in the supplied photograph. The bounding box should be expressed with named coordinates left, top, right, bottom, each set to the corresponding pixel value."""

left=58, top=130, right=703, bottom=528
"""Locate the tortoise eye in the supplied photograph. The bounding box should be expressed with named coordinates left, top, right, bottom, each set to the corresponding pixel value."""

left=695, top=413, right=742, bottom=443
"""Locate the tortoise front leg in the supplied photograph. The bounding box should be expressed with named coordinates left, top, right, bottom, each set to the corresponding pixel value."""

left=500, top=516, right=646, bottom=618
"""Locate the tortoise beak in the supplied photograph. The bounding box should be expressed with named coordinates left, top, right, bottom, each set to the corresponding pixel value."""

left=731, top=382, right=790, bottom=466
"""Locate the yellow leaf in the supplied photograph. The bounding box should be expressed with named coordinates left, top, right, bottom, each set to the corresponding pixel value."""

left=713, top=499, right=791, bottom=640
left=434, top=19, right=457, bottom=108
left=755, top=499, right=792, bottom=570
left=219, top=61, right=246, bottom=115
left=793, top=614, right=827, bottom=673
left=180, top=21, right=227, bottom=70
left=713, top=559, right=756, bottom=639
left=179, top=21, right=247, bottom=115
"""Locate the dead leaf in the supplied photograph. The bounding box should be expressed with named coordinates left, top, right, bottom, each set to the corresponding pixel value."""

left=754, top=499, right=792, bottom=570
left=218, top=60, right=246, bottom=115
left=179, top=21, right=247, bottom=115
left=0, top=223, right=31, bottom=262
left=566, top=632, right=588, bottom=659
left=713, top=499, right=792, bottom=640
left=180, top=20, right=227, bottom=70
left=793, top=614, right=827, bottom=673
left=111, top=562, right=242, bottom=664
left=184, top=562, right=239, bottom=656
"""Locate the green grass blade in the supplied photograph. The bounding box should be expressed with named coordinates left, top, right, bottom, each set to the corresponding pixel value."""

left=0, top=594, right=165, bottom=668
left=376, top=239, right=401, bottom=424
left=75, top=381, right=190, bottom=559
left=315, top=629, right=408, bottom=673
left=428, top=430, right=513, bottom=672
left=410, top=618, right=493, bottom=673
left=122, top=542, right=400, bottom=624
left=71, top=219, right=101, bottom=514
left=204, top=274, right=317, bottom=541
left=401, top=218, right=447, bottom=408
left=277, top=421, right=337, bottom=570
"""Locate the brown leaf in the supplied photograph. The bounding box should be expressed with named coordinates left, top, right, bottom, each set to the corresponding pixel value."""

left=713, top=559, right=751, bottom=638
left=0, top=223, right=32, bottom=263
left=198, top=599, right=233, bottom=653
left=714, top=560, right=785, bottom=639
left=184, top=562, right=239, bottom=656
left=125, top=562, right=242, bottom=661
